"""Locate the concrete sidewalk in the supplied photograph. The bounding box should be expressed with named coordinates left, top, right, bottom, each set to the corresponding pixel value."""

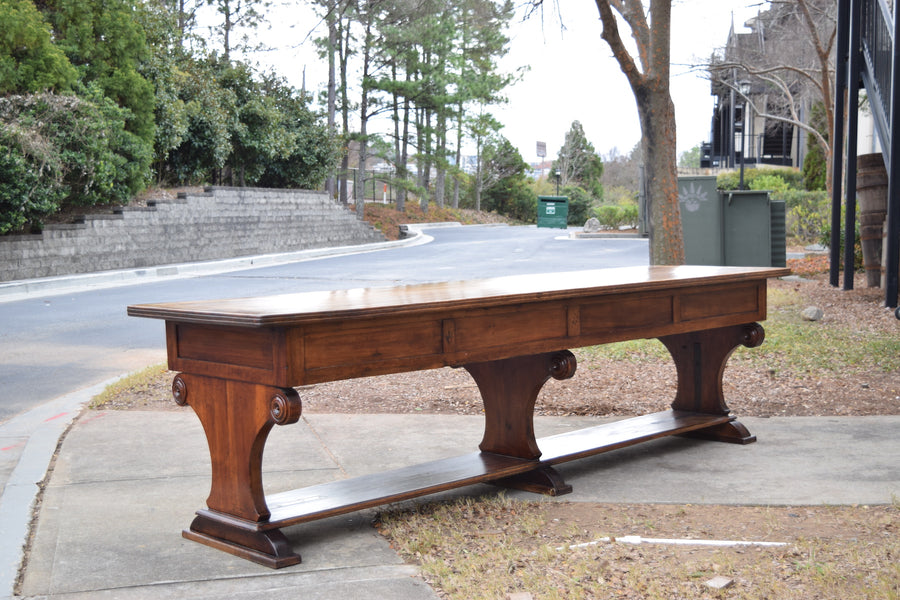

left=12, top=409, right=900, bottom=599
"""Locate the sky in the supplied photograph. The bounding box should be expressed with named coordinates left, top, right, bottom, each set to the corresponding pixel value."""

left=234, top=1, right=762, bottom=164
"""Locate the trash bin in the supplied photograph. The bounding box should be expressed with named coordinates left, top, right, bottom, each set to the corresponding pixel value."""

left=722, top=190, right=780, bottom=267
left=537, top=196, right=569, bottom=229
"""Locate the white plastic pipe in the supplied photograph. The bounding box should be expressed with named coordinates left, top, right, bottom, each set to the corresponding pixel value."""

left=558, top=536, right=788, bottom=551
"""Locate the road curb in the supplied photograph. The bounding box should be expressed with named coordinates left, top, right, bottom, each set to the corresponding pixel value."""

left=0, top=227, right=436, bottom=303
left=0, top=377, right=123, bottom=600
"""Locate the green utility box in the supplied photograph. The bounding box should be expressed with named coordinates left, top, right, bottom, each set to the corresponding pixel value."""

left=537, top=196, right=569, bottom=229
left=678, top=177, right=786, bottom=268
left=678, top=176, right=723, bottom=265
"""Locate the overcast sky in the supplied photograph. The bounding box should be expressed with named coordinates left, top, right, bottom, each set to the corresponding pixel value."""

left=241, top=1, right=762, bottom=163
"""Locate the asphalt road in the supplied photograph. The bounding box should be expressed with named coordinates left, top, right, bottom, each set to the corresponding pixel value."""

left=0, top=225, right=648, bottom=424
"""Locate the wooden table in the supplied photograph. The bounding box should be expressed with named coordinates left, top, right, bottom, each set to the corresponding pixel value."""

left=128, top=265, right=789, bottom=568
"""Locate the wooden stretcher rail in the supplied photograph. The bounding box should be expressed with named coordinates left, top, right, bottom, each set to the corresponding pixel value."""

left=128, top=265, right=789, bottom=568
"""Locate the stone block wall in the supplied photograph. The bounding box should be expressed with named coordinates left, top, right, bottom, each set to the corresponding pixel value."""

left=0, top=187, right=385, bottom=281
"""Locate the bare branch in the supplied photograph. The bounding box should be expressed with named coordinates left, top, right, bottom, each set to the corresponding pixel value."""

left=595, top=0, right=645, bottom=90
left=710, top=60, right=825, bottom=95
left=610, top=0, right=651, bottom=71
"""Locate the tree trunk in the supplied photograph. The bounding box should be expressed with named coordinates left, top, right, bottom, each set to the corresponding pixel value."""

left=356, top=12, right=375, bottom=221
left=452, top=112, right=462, bottom=209
left=595, top=0, right=684, bottom=266
left=338, top=12, right=351, bottom=206
left=324, top=1, right=337, bottom=200
left=435, top=120, right=446, bottom=208
left=636, top=86, right=683, bottom=265
left=398, top=87, right=410, bottom=212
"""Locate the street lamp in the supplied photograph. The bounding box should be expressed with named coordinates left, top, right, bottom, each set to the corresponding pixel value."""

left=738, top=80, right=751, bottom=190
left=554, top=169, right=561, bottom=195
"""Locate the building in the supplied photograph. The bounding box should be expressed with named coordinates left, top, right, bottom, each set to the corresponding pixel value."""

left=704, top=9, right=814, bottom=170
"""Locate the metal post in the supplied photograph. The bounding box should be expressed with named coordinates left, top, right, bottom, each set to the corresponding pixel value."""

left=830, top=0, right=852, bottom=288
left=729, top=70, right=737, bottom=169
left=844, top=0, right=863, bottom=290
left=885, top=0, right=900, bottom=307
left=739, top=100, right=747, bottom=189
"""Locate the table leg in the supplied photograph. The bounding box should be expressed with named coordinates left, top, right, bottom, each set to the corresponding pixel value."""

left=172, top=373, right=304, bottom=568
left=659, top=323, right=764, bottom=444
left=464, top=350, right=577, bottom=495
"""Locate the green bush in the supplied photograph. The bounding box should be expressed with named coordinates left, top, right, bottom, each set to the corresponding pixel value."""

left=750, top=174, right=789, bottom=194
left=0, top=0, right=77, bottom=94
left=803, top=143, right=827, bottom=190
left=594, top=203, right=638, bottom=230
left=482, top=175, right=537, bottom=223
left=717, top=167, right=804, bottom=191
left=0, top=92, right=152, bottom=232
left=776, top=189, right=830, bottom=242
left=0, top=124, right=66, bottom=234
left=563, top=186, right=592, bottom=225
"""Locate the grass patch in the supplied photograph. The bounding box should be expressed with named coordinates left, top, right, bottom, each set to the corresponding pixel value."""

left=378, top=496, right=900, bottom=600
left=89, top=363, right=168, bottom=409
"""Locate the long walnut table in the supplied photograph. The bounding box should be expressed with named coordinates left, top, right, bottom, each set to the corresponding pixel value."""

left=128, top=265, right=789, bottom=568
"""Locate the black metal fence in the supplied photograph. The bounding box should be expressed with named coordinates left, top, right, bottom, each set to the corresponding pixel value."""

left=332, top=169, right=400, bottom=204
left=861, top=0, right=893, bottom=159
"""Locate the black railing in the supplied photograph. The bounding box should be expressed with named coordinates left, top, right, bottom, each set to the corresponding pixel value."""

left=860, top=0, right=894, bottom=162
left=852, top=0, right=899, bottom=308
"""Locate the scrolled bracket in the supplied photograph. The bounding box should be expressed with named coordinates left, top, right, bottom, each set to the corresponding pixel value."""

left=740, top=323, right=765, bottom=349
left=269, top=388, right=302, bottom=426
left=172, top=374, right=188, bottom=406
left=549, top=350, right=577, bottom=381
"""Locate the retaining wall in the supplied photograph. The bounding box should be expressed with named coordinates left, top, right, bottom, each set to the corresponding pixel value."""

left=0, top=187, right=385, bottom=282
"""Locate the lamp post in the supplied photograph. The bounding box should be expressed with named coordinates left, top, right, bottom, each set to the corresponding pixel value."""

left=554, top=169, right=561, bottom=195
left=738, top=80, right=751, bottom=190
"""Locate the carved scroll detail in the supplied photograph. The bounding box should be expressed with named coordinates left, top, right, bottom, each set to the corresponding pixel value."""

left=172, top=374, right=188, bottom=406
left=549, top=350, right=577, bottom=380
left=740, top=323, right=765, bottom=348
left=270, top=389, right=302, bottom=425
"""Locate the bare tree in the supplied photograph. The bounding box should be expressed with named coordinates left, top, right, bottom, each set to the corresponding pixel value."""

left=708, top=0, right=837, bottom=191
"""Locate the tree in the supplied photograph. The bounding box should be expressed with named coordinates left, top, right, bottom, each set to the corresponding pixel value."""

left=0, top=0, right=76, bottom=94
left=254, top=73, right=341, bottom=190
left=333, top=0, right=516, bottom=213
left=678, top=143, right=702, bottom=168
left=469, top=110, right=503, bottom=210
left=40, top=0, right=157, bottom=146
left=164, top=0, right=205, bottom=47
left=205, top=0, right=271, bottom=61
left=479, top=135, right=536, bottom=221
left=802, top=101, right=828, bottom=191
left=593, top=0, right=683, bottom=265
left=156, top=55, right=336, bottom=188
left=451, top=0, right=516, bottom=208
left=601, top=144, right=641, bottom=193
left=554, top=120, right=604, bottom=199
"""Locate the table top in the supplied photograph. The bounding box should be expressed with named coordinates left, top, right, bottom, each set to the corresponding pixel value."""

left=127, top=265, right=790, bottom=328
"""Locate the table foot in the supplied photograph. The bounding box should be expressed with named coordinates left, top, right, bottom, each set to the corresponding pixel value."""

left=184, top=513, right=301, bottom=569
left=678, top=419, right=756, bottom=445
left=492, top=465, right=573, bottom=496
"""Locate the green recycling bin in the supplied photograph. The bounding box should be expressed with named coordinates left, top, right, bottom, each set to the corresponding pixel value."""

left=537, top=196, right=568, bottom=229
